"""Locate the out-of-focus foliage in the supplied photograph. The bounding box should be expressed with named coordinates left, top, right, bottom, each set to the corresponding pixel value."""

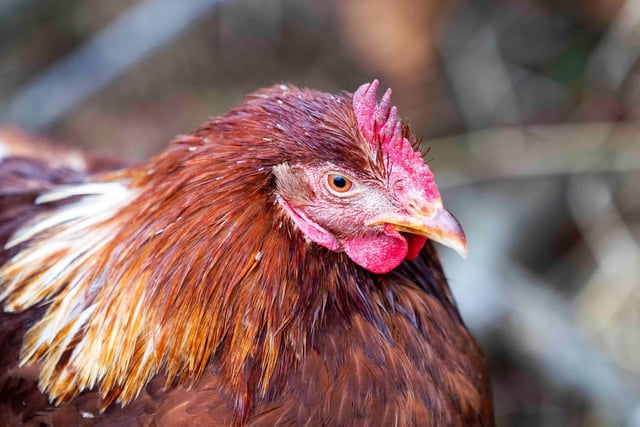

left=1, top=0, right=638, bottom=425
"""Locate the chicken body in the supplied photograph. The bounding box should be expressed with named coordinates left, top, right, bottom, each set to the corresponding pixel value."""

left=0, top=82, right=493, bottom=426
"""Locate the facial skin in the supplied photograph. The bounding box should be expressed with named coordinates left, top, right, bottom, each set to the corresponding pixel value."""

left=274, top=162, right=465, bottom=274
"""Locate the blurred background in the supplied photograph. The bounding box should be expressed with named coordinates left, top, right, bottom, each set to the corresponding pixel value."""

left=1, top=0, right=639, bottom=425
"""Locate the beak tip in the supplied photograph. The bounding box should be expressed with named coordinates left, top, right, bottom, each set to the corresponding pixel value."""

left=450, top=238, right=468, bottom=259
left=458, top=245, right=469, bottom=259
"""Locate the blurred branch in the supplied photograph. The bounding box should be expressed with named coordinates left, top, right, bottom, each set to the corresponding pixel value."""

left=503, top=261, right=640, bottom=425
left=568, top=177, right=640, bottom=383
left=587, top=0, right=640, bottom=89
left=438, top=8, right=522, bottom=130
left=1, top=0, right=224, bottom=130
left=443, top=188, right=640, bottom=426
left=425, top=121, right=640, bottom=189
left=0, top=0, right=33, bottom=22
left=569, top=177, right=639, bottom=296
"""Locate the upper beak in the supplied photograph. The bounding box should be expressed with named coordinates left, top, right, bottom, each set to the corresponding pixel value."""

left=366, top=198, right=468, bottom=258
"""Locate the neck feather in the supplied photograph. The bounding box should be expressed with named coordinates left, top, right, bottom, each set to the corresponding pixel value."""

left=0, top=139, right=375, bottom=421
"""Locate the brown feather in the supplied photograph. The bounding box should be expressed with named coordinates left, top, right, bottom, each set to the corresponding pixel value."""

left=0, top=84, right=493, bottom=425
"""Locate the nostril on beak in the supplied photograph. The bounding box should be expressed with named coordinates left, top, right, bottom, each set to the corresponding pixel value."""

left=407, top=197, right=435, bottom=216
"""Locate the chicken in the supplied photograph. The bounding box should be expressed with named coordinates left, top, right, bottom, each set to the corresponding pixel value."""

left=0, top=81, right=493, bottom=426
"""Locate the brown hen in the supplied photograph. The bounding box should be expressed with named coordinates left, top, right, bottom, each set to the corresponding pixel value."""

left=0, top=81, right=493, bottom=426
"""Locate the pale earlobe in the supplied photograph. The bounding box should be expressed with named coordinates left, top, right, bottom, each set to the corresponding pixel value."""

left=277, top=196, right=339, bottom=251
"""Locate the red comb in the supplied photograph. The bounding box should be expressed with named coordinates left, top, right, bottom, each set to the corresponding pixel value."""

left=352, top=80, right=440, bottom=202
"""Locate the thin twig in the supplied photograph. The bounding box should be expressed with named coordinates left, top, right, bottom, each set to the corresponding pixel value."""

left=1, top=0, right=224, bottom=130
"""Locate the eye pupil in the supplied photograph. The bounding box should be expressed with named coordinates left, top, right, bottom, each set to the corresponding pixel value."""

left=333, top=176, right=347, bottom=188
left=327, top=173, right=353, bottom=193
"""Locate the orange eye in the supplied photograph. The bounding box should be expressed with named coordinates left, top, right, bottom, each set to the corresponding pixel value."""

left=327, top=173, right=353, bottom=193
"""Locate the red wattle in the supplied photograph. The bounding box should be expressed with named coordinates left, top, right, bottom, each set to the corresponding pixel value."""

left=343, top=230, right=408, bottom=274
left=405, top=235, right=427, bottom=260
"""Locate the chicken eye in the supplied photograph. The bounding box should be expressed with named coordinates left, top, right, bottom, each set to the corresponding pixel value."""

left=327, top=173, right=353, bottom=194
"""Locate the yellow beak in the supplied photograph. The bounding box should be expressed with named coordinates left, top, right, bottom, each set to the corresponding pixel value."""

left=366, top=200, right=468, bottom=258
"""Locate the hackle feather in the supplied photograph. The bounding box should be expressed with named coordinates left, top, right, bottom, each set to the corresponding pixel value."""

left=0, top=83, right=493, bottom=425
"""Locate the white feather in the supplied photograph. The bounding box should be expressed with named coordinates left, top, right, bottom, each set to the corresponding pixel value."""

left=35, top=182, right=131, bottom=204
left=7, top=182, right=133, bottom=249
left=2, top=181, right=136, bottom=321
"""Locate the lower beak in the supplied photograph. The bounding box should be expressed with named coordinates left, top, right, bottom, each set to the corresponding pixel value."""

left=366, top=202, right=468, bottom=258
